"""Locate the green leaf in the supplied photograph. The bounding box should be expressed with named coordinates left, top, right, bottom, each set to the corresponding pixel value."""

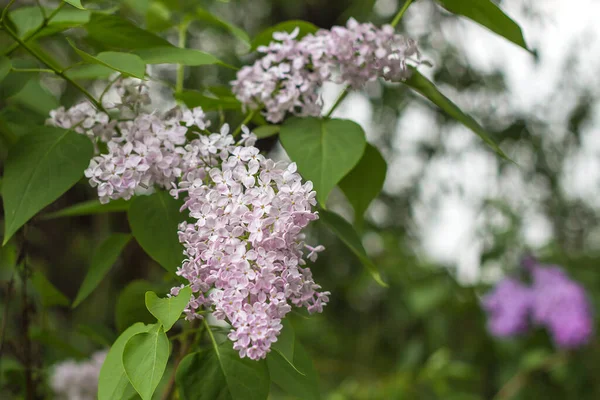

left=280, top=117, right=366, bottom=205
left=69, top=41, right=146, bottom=79
left=196, top=7, right=250, bottom=46
left=436, top=0, right=529, bottom=50
left=9, top=7, right=90, bottom=39
left=0, top=56, right=11, bottom=83
left=133, top=47, right=223, bottom=66
left=268, top=340, right=321, bottom=400
left=66, top=64, right=115, bottom=80
left=64, top=0, right=85, bottom=9
left=72, top=234, right=132, bottom=308
left=30, top=328, right=87, bottom=359
left=176, top=338, right=270, bottom=400
left=116, top=280, right=165, bottom=332
left=123, top=324, right=170, bottom=400
left=175, top=90, right=240, bottom=111
left=268, top=319, right=306, bottom=377
left=319, top=210, right=387, bottom=287
left=404, top=69, right=510, bottom=160
left=144, top=286, right=192, bottom=332
left=251, top=20, right=318, bottom=51
left=0, top=59, right=37, bottom=99
left=42, top=198, right=130, bottom=219
left=85, top=14, right=173, bottom=50
left=99, top=322, right=152, bottom=400
left=128, top=192, right=184, bottom=273
left=2, top=127, right=93, bottom=245
left=77, top=323, right=116, bottom=347
left=146, top=1, right=172, bottom=32
left=253, top=125, right=280, bottom=139
left=339, top=144, right=387, bottom=223
left=7, top=79, right=59, bottom=117
left=31, top=270, right=70, bottom=307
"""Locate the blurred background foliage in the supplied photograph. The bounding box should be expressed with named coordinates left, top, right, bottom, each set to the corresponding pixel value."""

left=1, top=0, right=600, bottom=399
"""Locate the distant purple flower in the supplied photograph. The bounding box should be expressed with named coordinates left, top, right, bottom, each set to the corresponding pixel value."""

left=482, top=257, right=594, bottom=349
left=482, top=278, right=532, bottom=337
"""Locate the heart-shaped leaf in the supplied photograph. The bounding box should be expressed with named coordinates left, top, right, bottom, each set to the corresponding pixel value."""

left=145, top=286, right=192, bottom=332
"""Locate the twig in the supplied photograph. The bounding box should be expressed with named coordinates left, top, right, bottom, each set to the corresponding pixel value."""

left=0, top=271, right=16, bottom=362
left=390, top=0, right=414, bottom=28
left=175, top=19, right=191, bottom=94
left=232, top=110, right=255, bottom=137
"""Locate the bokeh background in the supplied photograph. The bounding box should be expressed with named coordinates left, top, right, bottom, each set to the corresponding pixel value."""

left=2, top=0, right=600, bottom=398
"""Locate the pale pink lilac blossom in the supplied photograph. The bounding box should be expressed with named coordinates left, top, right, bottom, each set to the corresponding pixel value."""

left=49, top=350, right=106, bottom=400
left=231, top=18, right=419, bottom=122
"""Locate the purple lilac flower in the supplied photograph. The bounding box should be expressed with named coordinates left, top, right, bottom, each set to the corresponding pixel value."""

left=482, top=278, right=532, bottom=337
left=231, top=18, right=419, bottom=123
left=50, top=350, right=106, bottom=400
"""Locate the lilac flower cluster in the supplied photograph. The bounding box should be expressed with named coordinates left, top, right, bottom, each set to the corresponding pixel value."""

left=483, top=258, right=593, bottom=349
left=232, top=18, right=419, bottom=123
left=170, top=125, right=329, bottom=360
left=49, top=350, right=106, bottom=400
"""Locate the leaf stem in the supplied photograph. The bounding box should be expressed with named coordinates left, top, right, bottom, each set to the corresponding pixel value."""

left=324, top=87, right=350, bottom=118
left=175, top=20, right=191, bottom=94
left=0, top=0, right=16, bottom=23
left=232, top=110, right=255, bottom=137
left=11, top=67, right=55, bottom=74
left=390, top=0, right=413, bottom=28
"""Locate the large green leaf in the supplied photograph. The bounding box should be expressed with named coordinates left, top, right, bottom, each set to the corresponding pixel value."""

left=128, top=192, right=184, bottom=273
left=253, top=125, right=280, bottom=139
left=0, top=56, right=11, bottom=83
left=404, top=69, right=509, bottom=160
left=69, top=41, right=146, bottom=79
left=251, top=20, right=318, bottom=51
left=116, top=280, right=165, bottom=332
left=339, top=144, right=387, bottom=223
left=436, top=0, right=529, bottom=50
left=85, top=14, right=173, bottom=49
left=99, top=322, right=152, bottom=400
left=42, top=198, right=130, bottom=219
left=268, top=338, right=321, bottom=400
left=9, top=7, right=90, bottom=39
left=64, top=0, right=85, bottom=9
left=133, top=47, right=225, bottom=67
left=2, top=127, right=94, bottom=244
left=196, top=7, right=250, bottom=46
left=319, top=210, right=387, bottom=287
left=31, top=270, right=70, bottom=307
left=66, top=64, right=115, bottom=80
left=7, top=79, right=60, bottom=116
left=175, top=90, right=241, bottom=111
left=267, top=319, right=308, bottom=378
left=280, top=117, right=366, bottom=205
left=144, top=286, right=192, bottom=332
left=176, top=335, right=270, bottom=400
left=72, top=234, right=132, bottom=308
left=123, top=324, right=170, bottom=400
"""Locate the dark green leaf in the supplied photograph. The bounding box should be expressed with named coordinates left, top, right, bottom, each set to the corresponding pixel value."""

left=267, top=319, right=306, bottom=377
left=319, top=210, right=387, bottom=287
left=280, top=117, right=366, bottom=205
left=251, top=20, right=318, bottom=51
left=253, top=125, right=280, bottom=139
left=196, top=7, right=250, bottom=46
left=0, top=59, right=37, bottom=99
left=77, top=323, right=116, bottom=347
left=85, top=14, right=173, bottom=49
left=72, top=234, right=132, bottom=308
left=175, top=90, right=240, bottom=111
left=146, top=1, right=172, bottom=32
left=268, top=340, right=320, bottom=400
left=9, top=7, right=90, bottom=39
left=176, top=339, right=270, bottom=400
left=436, top=0, right=529, bottom=50
left=42, top=198, right=130, bottom=219
left=128, top=192, right=184, bottom=273
left=66, top=64, right=115, bottom=80
left=69, top=41, right=146, bottom=79
left=116, top=280, right=166, bottom=332
left=64, top=0, right=85, bottom=9
left=2, top=127, right=94, bottom=244
left=30, top=328, right=87, bottom=359
left=123, top=324, right=170, bottom=400
left=7, top=79, right=60, bottom=116
left=99, top=322, right=153, bottom=400
left=31, top=270, right=70, bottom=307
left=133, top=47, right=223, bottom=66
left=339, top=144, right=387, bottom=223
left=144, top=286, right=192, bottom=332
left=404, top=69, right=510, bottom=160
left=0, top=56, right=11, bottom=83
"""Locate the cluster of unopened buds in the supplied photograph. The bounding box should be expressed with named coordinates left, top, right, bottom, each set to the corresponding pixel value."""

left=232, top=18, right=419, bottom=122
left=483, top=256, right=593, bottom=349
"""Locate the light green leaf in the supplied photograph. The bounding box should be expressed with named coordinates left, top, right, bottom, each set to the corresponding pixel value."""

left=268, top=339, right=321, bottom=400
left=436, top=0, right=529, bottom=50
left=42, top=198, right=130, bottom=219
left=2, top=127, right=93, bottom=245
left=116, top=280, right=165, bottom=332
left=339, top=144, right=387, bottom=223
left=123, top=324, right=170, bottom=400
left=253, top=125, right=280, bottom=139
left=99, top=322, right=152, bottom=400
left=196, top=7, right=250, bottom=46
left=128, top=192, right=184, bottom=273
left=175, top=90, right=240, bottom=111
left=31, top=270, right=70, bottom=307
left=0, top=56, right=11, bottom=83
left=280, top=117, right=366, bottom=205
left=64, top=0, right=85, bottom=9
left=69, top=41, right=146, bottom=79
left=146, top=1, right=172, bottom=32
left=144, top=286, right=192, bottom=332
left=319, top=210, right=387, bottom=287
left=66, top=64, right=115, bottom=80
left=176, top=337, right=270, bottom=400
left=9, top=7, right=90, bottom=39
left=251, top=20, right=318, bottom=51
left=85, top=14, right=173, bottom=49
left=72, top=234, right=132, bottom=308
left=133, top=47, right=224, bottom=67
left=404, top=69, right=510, bottom=160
